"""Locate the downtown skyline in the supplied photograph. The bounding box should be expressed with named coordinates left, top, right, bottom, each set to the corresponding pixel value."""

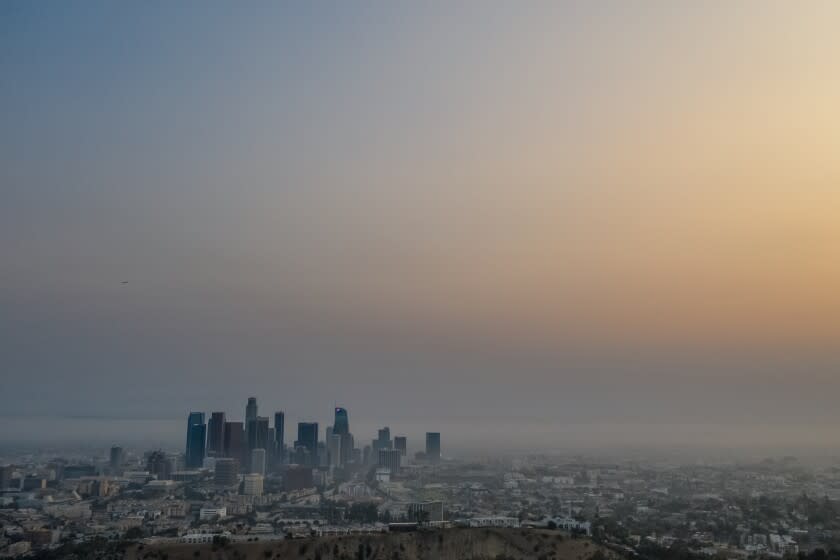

left=179, top=398, right=439, bottom=475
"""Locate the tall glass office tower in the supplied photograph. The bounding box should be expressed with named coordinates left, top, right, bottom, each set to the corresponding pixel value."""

left=425, top=432, right=441, bottom=464
left=185, top=412, right=206, bottom=468
left=223, top=421, right=245, bottom=463
left=207, top=412, right=226, bottom=456
left=245, top=397, right=257, bottom=424
left=295, top=422, right=319, bottom=466
left=333, top=408, right=349, bottom=435
left=333, top=408, right=353, bottom=466
left=247, top=416, right=270, bottom=450
left=274, top=412, right=285, bottom=461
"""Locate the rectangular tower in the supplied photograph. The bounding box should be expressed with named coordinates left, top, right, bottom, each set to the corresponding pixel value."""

left=185, top=412, right=206, bottom=469
left=223, top=421, right=245, bottom=464
left=207, top=412, right=226, bottom=456
left=425, top=432, right=441, bottom=464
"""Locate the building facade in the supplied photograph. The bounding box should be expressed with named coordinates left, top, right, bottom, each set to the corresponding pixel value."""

left=214, top=458, right=239, bottom=487
left=274, top=411, right=285, bottom=463
left=295, top=422, right=318, bottom=466
left=378, top=449, right=401, bottom=474
left=243, top=473, right=264, bottom=496
left=425, top=432, right=441, bottom=463
left=250, top=448, right=266, bottom=475
left=207, top=412, right=226, bottom=456
left=223, top=421, right=245, bottom=462
left=185, top=412, right=206, bottom=469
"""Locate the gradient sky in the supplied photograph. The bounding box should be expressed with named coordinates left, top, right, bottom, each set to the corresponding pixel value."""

left=2, top=1, right=840, bottom=450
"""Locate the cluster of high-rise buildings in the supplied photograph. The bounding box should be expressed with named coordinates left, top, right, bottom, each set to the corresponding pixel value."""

left=182, top=398, right=441, bottom=485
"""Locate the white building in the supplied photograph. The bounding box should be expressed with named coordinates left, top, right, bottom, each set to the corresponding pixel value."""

left=179, top=532, right=230, bottom=544
left=243, top=474, right=264, bottom=497
left=375, top=468, right=390, bottom=483
left=407, top=501, right=444, bottom=523
left=199, top=507, right=227, bottom=520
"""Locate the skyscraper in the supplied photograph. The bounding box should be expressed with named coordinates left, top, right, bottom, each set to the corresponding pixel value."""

left=267, top=427, right=276, bottom=468
left=185, top=412, right=206, bottom=469
left=333, top=407, right=349, bottom=435
left=245, top=397, right=257, bottom=440
left=345, top=433, right=355, bottom=465
left=394, top=436, right=407, bottom=456
left=374, top=426, right=392, bottom=452
left=147, top=450, right=172, bottom=480
left=425, top=432, right=441, bottom=464
left=186, top=412, right=203, bottom=451
left=250, top=448, right=266, bottom=475
left=295, top=422, right=318, bottom=466
left=207, top=412, right=226, bottom=457
left=223, top=421, right=245, bottom=463
left=248, top=416, right=270, bottom=451
left=328, top=434, right=342, bottom=468
left=317, top=441, right=329, bottom=468
left=0, top=465, right=12, bottom=490
left=109, top=446, right=124, bottom=471
left=378, top=448, right=401, bottom=474
left=245, top=397, right=257, bottom=424
left=333, top=407, right=353, bottom=466
left=274, top=411, right=285, bottom=465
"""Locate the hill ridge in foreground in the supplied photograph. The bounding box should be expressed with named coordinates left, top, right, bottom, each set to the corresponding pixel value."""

left=127, top=529, right=614, bottom=560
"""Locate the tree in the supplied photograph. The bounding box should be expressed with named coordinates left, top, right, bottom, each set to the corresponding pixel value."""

left=124, top=527, right=144, bottom=540
left=213, top=535, right=230, bottom=548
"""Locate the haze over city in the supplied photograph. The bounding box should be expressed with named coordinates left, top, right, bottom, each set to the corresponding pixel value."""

left=3, top=1, right=840, bottom=453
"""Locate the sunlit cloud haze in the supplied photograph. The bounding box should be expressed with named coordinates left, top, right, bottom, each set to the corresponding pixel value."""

left=2, top=1, right=840, bottom=451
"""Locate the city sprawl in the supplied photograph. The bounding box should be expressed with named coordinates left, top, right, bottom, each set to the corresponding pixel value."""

left=2, top=399, right=840, bottom=560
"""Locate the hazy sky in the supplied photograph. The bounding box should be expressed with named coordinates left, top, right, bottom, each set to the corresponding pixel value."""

left=2, top=2, right=840, bottom=450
